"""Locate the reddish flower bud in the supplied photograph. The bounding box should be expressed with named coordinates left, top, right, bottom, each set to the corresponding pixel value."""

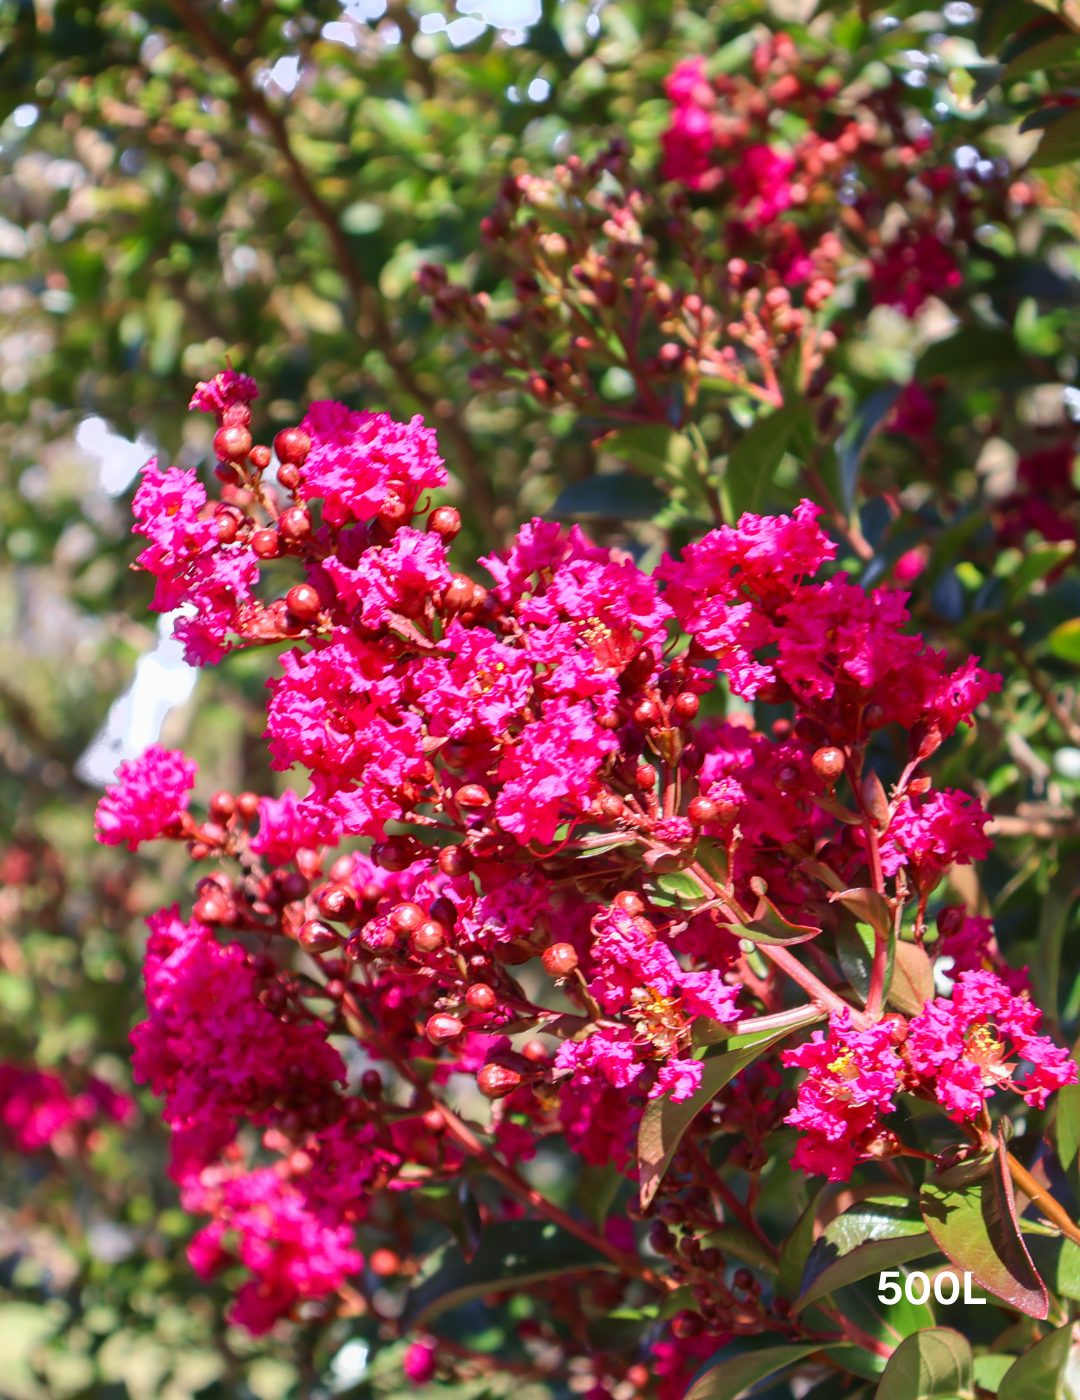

left=456, top=784, right=490, bottom=808
left=542, top=943, right=578, bottom=977
left=599, top=793, right=625, bottom=819
left=673, top=692, right=700, bottom=722
left=285, top=583, right=322, bottom=621
left=300, top=920, right=341, bottom=952
left=361, top=1069, right=383, bottom=1099
left=208, top=790, right=235, bottom=820
left=251, top=528, right=281, bottom=559
left=276, top=462, right=300, bottom=491
left=633, top=698, right=660, bottom=726
left=672, top=1310, right=704, bottom=1339
left=426, top=1014, right=464, bottom=1044
left=477, top=1063, right=523, bottom=1099
left=318, top=885, right=354, bottom=921
left=422, top=1107, right=446, bottom=1133
left=864, top=702, right=886, bottom=730
left=199, top=821, right=227, bottom=845
left=249, top=444, right=272, bottom=470
left=466, top=983, right=497, bottom=1012
left=811, top=747, right=846, bottom=782
left=412, top=920, right=447, bottom=952
left=688, top=796, right=718, bottom=826
left=429, top=895, right=457, bottom=929
left=771, top=718, right=793, bottom=740
left=369, top=1247, right=400, bottom=1277
left=375, top=838, right=414, bottom=872
left=214, top=425, right=252, bottom=462
left=613, top=891, right=645, bottom=915
left=635, top=764, right=657, bottom=788
left=390, top=903, right=425, bottom=934
left=438, top=845, right=472, bottom=877
left=274, top=427, right=311, bottom=466
left=279, top=506, right=312, bottom=542
left=442, top=574, right=476, bottom=613
left=216, top=513, right=241, bottom=545
left=596, top=710, right=621, bottom=730
left=194, top=894, right=229, bottom=924
left=774, top=764, right=800, bottom=791
left=428, top=506, right=461, bottom=541
left=237, top=791, right=260, bottom=821
left=937, top=904, right=966, bottom=938
left=214, top=462, right=239, bottom=486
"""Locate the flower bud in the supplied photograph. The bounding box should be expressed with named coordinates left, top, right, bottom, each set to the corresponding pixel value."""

left=672, top=1310, right=704, bottom=1339
left=279, top=506, right=312, bottom=542
left=456, top=784, right=490, bottom=808
left=466, top=983, right=497, bottom=1012
left=209, top=790, right=235, bottom=820
left=635, top=764, right=657, bottom=788
left=375, top=838, right=414, bottom=872
left=426, top=1013, right=464, bottom=1044
left=633, top=699, right=660, bottom=726
left=274, top=428, right=311, bottom=466
left=477, top=1063, right=523, bottom=1099
left=542, top=942, right=579, bottom=977
left=422, top=1107, right=446, bottom=1132
left=251, top=528, right=281, bottom=559
left=216, top=512, right=241, bottom=545
left=427, top=506, right=461, bottom=542
left=237, top=791, right=261, bottom=821
left=863, top=702, right=886, bottom=729
left=389, top=903, right=425, bottom=934
left=369, top=1247, right=400, bottom=1276
left=194, top=893, right=229, bottom=923
left=811, top=747, right=846, bottom=782
left=442, top=574, right=476, bottom=613
left=214, top=425, right=252, bottom=462
left=300, top=920, right=341, bottom=952
left=673, top=692, right=700, bottom=722
left=429, top=895, right=457, bottom=929
left=688, top=796, right=718, bottom=826
left=936, top=904, right=966, bottom=938
left=200, top=821, right=227, bottom=845
left=361, top=1069, right=383, bottom=1099
left=599, top=793, right=625, bottom=819
left=276, top=462, right=300, bottom=491
left=318, top=885, right=354, bottom=921
left=222, top=403, right=251, bottom=428
left=286, top=583, right=321, bottom=621
left=249, top=444, right=272, bottom=470
left=613, top=891, right=645, bottom=915
left=774, top=764, right=800, bottom=791
left=438, top=845, right=472, bottom=877
left=412, top=920, right=448, bottom=952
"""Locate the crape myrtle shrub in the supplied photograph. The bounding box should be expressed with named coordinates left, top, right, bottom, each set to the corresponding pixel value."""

left=6, top=0, right=1080, bottom=1398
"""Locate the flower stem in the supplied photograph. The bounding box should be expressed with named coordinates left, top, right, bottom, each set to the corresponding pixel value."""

left=756, top=943, right=870, bottom=1029
left=1006, top=1152, right=1080, bottom=1248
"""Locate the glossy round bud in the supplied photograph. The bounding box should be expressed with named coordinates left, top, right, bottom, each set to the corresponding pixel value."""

left=300, top=920, right=340, bottom=953
left=937, top=904, right=966, bottom=939
left=214, top=424, right=252, bottom=462
left=633, top=698, right=660, bottom=726
left=774, top=764, right=800, bottom=790
left=249, top=444, right=272, bottom=470
left=389, top=903, right=425, bottom=934
left=687, top=796, right=718, bottom=826
left=200, top=821, right=227, bottom=845
left=422, top=1107, right=446, bottom=1133
left=542, top=943, right=578, bottom=977
left=733, top=1268, right=754, bottom=1291
left=209, top=790, right=235, bottom=820
left=194, top=894, right=229, bottom=924
left=286, top=583, right=321, bottom=621
left=811, top=747, right=846, bottom=782
left=361, top=1069, right=383, bottom=1099
left=426, top=1014, right=464, bottom=1044
left=771, top=718, right=793, bottom=740
left=613, top=891, right=645, bottom=915
left=456, top=784, right=490, bottom=808
left=369, top=1247, right=400, bottom=1277
left=442, top=574, right=475, bottom=613
left=412, top=920, right=447, bottom=953
left=216, top=513, right=240, bottom=544
left=438, top=845, right=472, bottom=876
left=279, top=506, right=312, bottom=542
left=251, top=528, right=281, bottom=559
left=276, top=462, right=300, bottom=491
left=672, top=1310, right=704, bottom=1339
left=673, top=692, right=700, bottom=722
left=863, top=702, right=886, bottom=729
left=429, top=895, right=457, bottom=929
left=599, top=793, right=625, bottom=819
left=466, top=983, right=497, bottom=1012
left=274, top=427, right=311, bottom=466
left=318, top=885, right=354, bottom=921
left=596, top=710, right=621, bottom=730
left=477, top=1063, right=523, bottom=1099
left=375, top=839, right=413, bottom=872
left=237, top=791, right=261, bottom=821
left=635, top=764, right=657, bottom=789
left=428, top=506, right=461, bottom=541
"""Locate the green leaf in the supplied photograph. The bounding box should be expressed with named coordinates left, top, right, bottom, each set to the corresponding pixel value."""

left=704, top=1223, right=779, bottom=1274
left=577, top=1162, right=623, bottom=1228
left=796, top=1197, right=934, bottom=1312
left=601, top=426, right=695, bottom=479
left=402, top=1219, right=613, bottom=1328
left=586, top=1309, right=654, bottom=1354
left=874, top=1327, right=974, bottom=1400
left=1022, top=1229, right=1080, bottom=1302
left=655, top=869, right=710, bottom=907
left=839, top=384, right=901, bottom=513
left=915, top=328, right=1021, bottom=381
left=1048, top=618, right=1080, bottom=665
left=733, top=881, right=823, bottom=946
left=1030, top=108, right=1080, bottom=168
left=779, top=1188, right=823, bottom=1304
left=1008, top=542, right=1076, bottom=598
left=723, top=403, right=812, bottom=522
left=1002, top=32, right=1080, bottom=82
left=837, top=918, right=895, bottom=1006
left=552, top=472, right=667, bottom=521
left=1056, top=1073, right=1080, bottom=1204
left=683, top=1344, right=824, bottom=1400
left=830, top=887, right=894, bottom=940
left=637, top=1029, right=789, bottom=1208
left=998, top=1323, right=1074, bottom=1400
left=888, top=941, right=935, bottom=1016
left=919, top=1141, right=1048, bottom=1319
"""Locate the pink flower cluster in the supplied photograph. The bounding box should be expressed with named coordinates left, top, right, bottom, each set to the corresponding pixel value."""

left=0, top=1062, right=133, bottom=1154
left=102, top=375, right=1052, bottom=1336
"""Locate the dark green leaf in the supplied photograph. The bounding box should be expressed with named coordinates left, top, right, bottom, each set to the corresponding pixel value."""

left=839, top=384, right=901, bottom=512
left=920, top=1141, right=1048, bottom=1319
left=1030, top=109, right=1080, bottom=168
left=723, top=403, right=812, bottom=521
left=637, top=1030, right=789, bottom=1208
left=655, top=869, right=710, bottom=907
left=1022, top=1229, right=1080, bottom=1302
left=577, top=1162, right=623, bottom=1228
left=601, top=426, right=695, bottom=479
left=796, top=1196, right=933, bottom=1312
left=916, top=329, right=1021, bottom=381
left=1002, top=32, right=1080, bottom=82
left=874, top=1327, right=974, bottom=1400
left=683, top=1344, right=823, bottom=1400
left=779, top=1189, right=824, bottom=1304
left=551, top=472, right=667, bottom=521
left=888, top=941, right=935, bottom=1017
left=402, top=1220, right=613, bottom=1328
left=1008, top=542, right=1076, bottom=597
left=704, top=1223, right=778, bottom=1274
left=586, top=1309, right=654, bottom=1354
left=998, top=1323, right=1074, bottom=1400
left=837, top=918, right=894, bottom=1006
